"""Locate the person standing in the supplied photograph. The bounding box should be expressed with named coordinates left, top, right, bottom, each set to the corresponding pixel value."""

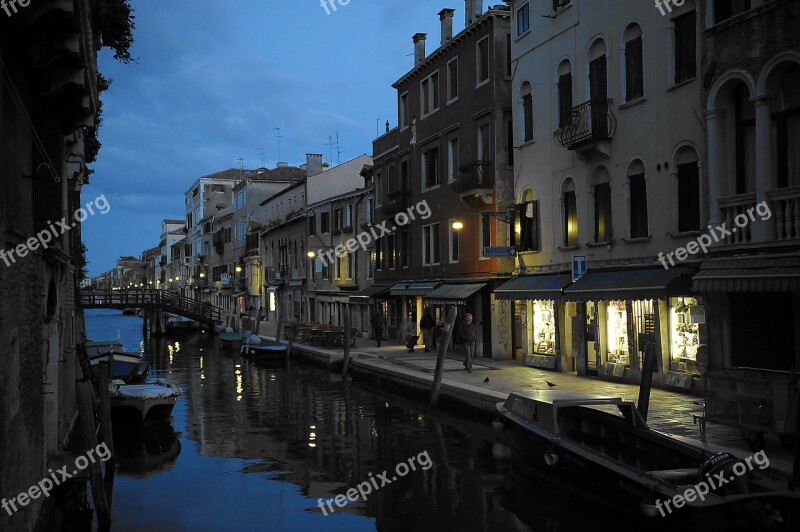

left=460, top=313, right=477, bottom=372
left=419, top=309, right=435, bottom=353
left=371, top=308, right=385, bottom=347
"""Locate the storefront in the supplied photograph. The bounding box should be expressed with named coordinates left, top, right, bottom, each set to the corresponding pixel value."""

left=563, top=268, right=697, bottom=388
left=423, top=282, right=489, bottom=356
left=494, top=274, right=572, bottom=369
left=349, top=286, right=390, bottom=338
left=388, top=282, right=440, bottom=344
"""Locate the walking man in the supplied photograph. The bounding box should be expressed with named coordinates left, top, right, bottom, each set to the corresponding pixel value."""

left=419, top=309, right=435, bottom=353
left=460, top=312, right=477, bottom=372
left=371, top=307, right=385, bottom=347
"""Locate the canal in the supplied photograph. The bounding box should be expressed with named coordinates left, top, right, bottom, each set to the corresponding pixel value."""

left=85, top=309, right=731, bottom=532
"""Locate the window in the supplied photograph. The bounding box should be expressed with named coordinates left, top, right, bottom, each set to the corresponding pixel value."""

left=347, top=251, right=354, bottom=279
left=733, top=84, right=756, bottom=194
left=400, top=92, right=409, bottom=129
left=447, top=58, right=458, bottom=102
left=674, top=12, right=696, bottom=84
left=422, top=223, right=440, bottom=265
left=714, top=0, right=750, bottom=24
left=320, top=211, right=330, bottom=234
left=477, top=37, right=489, bottom=85
left=562, top=179, right=578, bottom=247
left=478, top=123, right=491, bottom=161
left=557, top=61, right=573, bottom=128
left=345, top=204, right=353, bottom=228
left=629, top=171, right=649, bottom=239
left=421, top=72, right=440, bottom=116
left=401, top=229, right=410, bottom=268
left=677, top=156, right=701, bottom=232
left=480, top=214, right=492, bottom=257
left=593, top=182, right=613, bottom=243
left=775, top=65, right=800, bottom=189
left=447, top=137, right=459, bottom=182
left=517, top=3, right=530, bottom=36
left=366, top=197, right=374, bottom=224
left=387, top=233, right=396, bottom=269
left=589, top=42, right=608, bottom=138
left=422, top=147, right=440, bottom=189
left=521, top=82, right=533, bottom=142
left=367, top=249, right=374, bottom=279
left=624, top=25, right=644, bottom=102
left=237, top=219, right=247, bottom=241
left=449, top=222, right=459, bottom=263
left=308, top=214, right=316, bottom=235
left=518, top=196, right=540, bottom=251
left=506, top=34, right=512, bottom=76
left=375, top=171, right=382, bottom=205
left=334, top=207, right=343, bottom=231
left=335, top=253, right=344, bottom=279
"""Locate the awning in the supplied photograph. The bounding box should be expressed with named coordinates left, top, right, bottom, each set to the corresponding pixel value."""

left=692, top=255, right=800, bottom=292
left=390, top=282, right=440, bottom=296
left=494, top=274, right=572, bottom=301
left=424, top=283, right=486, bottom=305
left=349, top=285, right=390, bottom=303
left=267, top=286, right=281, bottom=292
left=563, top=268, right=694, bottom=301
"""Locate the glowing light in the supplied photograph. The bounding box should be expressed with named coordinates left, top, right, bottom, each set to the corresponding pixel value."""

left=452, top=221, right=464, bottom=230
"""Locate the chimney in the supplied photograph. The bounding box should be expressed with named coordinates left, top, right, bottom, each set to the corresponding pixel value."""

left=439, top=8, right=455, bottom=45
left=413, top=33, right=427, bottom=66
left=306, top=154, right=323, bottom=177
left=465, top=0, right=483, bottom=26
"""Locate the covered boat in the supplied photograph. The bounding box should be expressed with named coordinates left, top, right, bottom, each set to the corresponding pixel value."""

left=496, top=390, right=799, bottom=529
left=86, top=341, right=148, bottom=383
left=109, top=378, right=181, bottom=424
left=243, top=339, right=287, bottom=361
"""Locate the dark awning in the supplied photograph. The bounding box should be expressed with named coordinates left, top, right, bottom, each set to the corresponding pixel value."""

left=349, top=285, right=390, bottom=303
left=692, top=255, right=800, bottom=292
left=563, top=268, right=694, bottom=301
left=390, top=282, right=440, bottom=296
left=424, top=283, right=486, bottom=305
left=494, top=274, right=572, bottom=301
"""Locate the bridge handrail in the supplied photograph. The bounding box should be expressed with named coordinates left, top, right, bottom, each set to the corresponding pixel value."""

left=79, top=288, right=223, bottom=323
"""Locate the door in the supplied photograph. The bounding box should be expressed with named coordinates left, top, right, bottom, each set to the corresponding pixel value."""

left=585, top=301, right=600, bottom=376
left=589, top=56, right=608, bottom=139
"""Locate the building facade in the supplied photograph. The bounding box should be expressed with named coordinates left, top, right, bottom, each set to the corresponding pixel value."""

left=372, top=1, right=514, bottom=357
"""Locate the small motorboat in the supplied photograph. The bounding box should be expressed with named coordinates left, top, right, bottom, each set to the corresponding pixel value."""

left=216, top=332, right=245, bottom=351
left=109, top=378, right=181, bottom=424
left=242, top=338, right=287, bottom=361
left=496, top=390, right=800, bottom=529
left=86, top=341, right=148, bottom=383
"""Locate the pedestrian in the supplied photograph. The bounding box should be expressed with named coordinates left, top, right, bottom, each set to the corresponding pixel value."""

left=371, top=308, right=385, bottom=347
left=460, top=312, right=477, bottom=372
left=419, top=309, right=435, bottom=353
left=405, top=322, right=419, bottom=353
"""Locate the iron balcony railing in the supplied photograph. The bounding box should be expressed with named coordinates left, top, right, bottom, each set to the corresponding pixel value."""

left=380, top=189, right=407, bottom=216
left=450, top=160, right=494, bottom=194
left=557, top=98, right=616, bottom=150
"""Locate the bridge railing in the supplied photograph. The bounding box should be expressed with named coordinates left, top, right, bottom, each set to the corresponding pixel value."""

left=80, top=289, right=223, bottom=324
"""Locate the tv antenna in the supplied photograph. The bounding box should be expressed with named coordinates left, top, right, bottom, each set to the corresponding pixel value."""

left=256, top=148, right=265, bottom=168
left=274, top=128, right=284, bottom=161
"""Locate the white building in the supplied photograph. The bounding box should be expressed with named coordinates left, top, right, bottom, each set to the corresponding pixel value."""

left=503, top=0, right=706, bottom=389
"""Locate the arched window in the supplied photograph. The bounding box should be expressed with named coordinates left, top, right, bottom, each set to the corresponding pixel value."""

left=557, top=60, right=573, bottom=128
left=561, top=178, right=578, bottom=247
left=772, top=64, right=800, bottom=189
left=521, top=82, right=533, bottom=142
left=590, top=167, right=613, bottom=243
left=732, top=83, right=756, bottom=194
left=626, top=160, right=649, bottom=239
left=588, top=39, right=609, bottom=138
left=623, top=24, right=644, bottom=102
left=676, top=147, right=701, bottom=232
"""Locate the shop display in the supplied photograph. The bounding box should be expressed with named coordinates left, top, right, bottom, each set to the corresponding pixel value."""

left=532, top=300, right=556, bottom=355
left=606, top=300, right=629, bottom=365
left=670, top=297, right=701, bottom=374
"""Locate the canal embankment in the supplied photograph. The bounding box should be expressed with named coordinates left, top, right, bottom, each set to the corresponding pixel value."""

left=257, top=327, right=796, bottom=483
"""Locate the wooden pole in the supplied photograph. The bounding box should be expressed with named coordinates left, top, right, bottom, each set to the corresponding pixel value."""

left=430, top=307, right=458, bottom=408
left=791, top=374, right=800, bottom=489
left=96, top=363, right=116, bottom=504
left=76, top=379, right=111, bottom=530
left=342, top=305, right=352, bottom=376
left=637, top=340, right=656, bottom=420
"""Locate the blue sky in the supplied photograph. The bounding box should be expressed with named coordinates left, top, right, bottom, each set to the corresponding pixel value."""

left=84, top=0, right=464, bottom=277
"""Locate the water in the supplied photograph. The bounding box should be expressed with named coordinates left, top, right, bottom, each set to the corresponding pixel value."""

left=85, top=310, right=527, bottom=532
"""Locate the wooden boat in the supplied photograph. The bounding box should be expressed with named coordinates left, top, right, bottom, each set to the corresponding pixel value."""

left=109, top=379, right=181, bottom=424
left=496, top=390, right=800, bottom=529
left=216, top=332, right=244, bottom=351
left=242, top=339, right=287, bottom=361
left=86, top=341, right=148, bottom=383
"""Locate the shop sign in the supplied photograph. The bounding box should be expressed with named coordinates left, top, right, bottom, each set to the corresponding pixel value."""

left=689, top=305, right=706, bottom=324
left=572, top=255, right=587, bottom=282
left=484, top=246, right=517, bottom=258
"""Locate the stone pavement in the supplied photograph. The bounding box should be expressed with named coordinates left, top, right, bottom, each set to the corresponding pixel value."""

left=261, top=327, right=795, bottom=479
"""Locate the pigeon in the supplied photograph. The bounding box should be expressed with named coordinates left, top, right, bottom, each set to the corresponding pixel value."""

left=546, top=380, right=557, bottom=389
left=484, top=377, right=490, bottom=383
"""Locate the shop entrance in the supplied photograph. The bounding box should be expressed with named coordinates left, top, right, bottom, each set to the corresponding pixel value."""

left=585, top=302, right=600, bottom=376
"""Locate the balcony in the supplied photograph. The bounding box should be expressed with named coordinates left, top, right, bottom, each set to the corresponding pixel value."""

left=718, top=193, right=757, bottom=245
left=766, top=186, right=800, bottom=241
left=450, top=161, right=495, bottom=194
left=380, top=189, right=407, bottom=217
left=557, top=98, right=616, bottom=154
left=717, top=186, right=800, bottom=246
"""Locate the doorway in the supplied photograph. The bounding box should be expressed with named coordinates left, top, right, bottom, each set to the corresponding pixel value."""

left=585, top=301, right=600, bottom=376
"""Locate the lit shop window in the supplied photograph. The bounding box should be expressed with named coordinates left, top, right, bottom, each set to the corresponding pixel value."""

left=670, top=297, right=703, bottom=374
left=606, top=300, right=629, bottom=365
left=532, top=300, right=556, bottom=355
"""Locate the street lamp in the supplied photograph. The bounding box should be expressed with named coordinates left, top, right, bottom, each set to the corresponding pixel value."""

left=235, top=265, right=242, bottom=273
left=307, top=251, right=316, bottom=258
left=452, top=221, right=464, bottom=230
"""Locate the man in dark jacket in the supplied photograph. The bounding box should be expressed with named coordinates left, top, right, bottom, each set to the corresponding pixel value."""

left=419, top=309, right=435, bottom=353
left=460, top=312, right=477, bottom=372
left=372, top=308, right=386, bottom=347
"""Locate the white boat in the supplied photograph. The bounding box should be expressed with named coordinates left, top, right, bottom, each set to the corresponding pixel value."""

left=86, top=341, right=148, bottom=383
left=109, top=379, right=181, bottom=424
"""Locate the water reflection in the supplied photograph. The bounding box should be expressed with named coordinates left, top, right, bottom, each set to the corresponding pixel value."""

left=113, top=422, right=182, bottom=477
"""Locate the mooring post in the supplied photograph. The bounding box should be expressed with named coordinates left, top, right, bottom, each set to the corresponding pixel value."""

left=637, top=341, right=657, bottom=420
left=96, top=362, right=116, bottom=503
left=342, top=305, right=352, bottom=376
left=431, top=307, right=458, bottom=408
left=76, top=379, right=111, bottom=530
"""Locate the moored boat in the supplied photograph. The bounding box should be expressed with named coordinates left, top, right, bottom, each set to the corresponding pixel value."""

left=496, top=390, right=799, bottom=529
left=109, top=378, right=181, bottom=424
left=216, top=332, right=244, bottom=351
left=86, top=341, right=148, bottom=383
left=243, top=339, right=287, bottom=361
